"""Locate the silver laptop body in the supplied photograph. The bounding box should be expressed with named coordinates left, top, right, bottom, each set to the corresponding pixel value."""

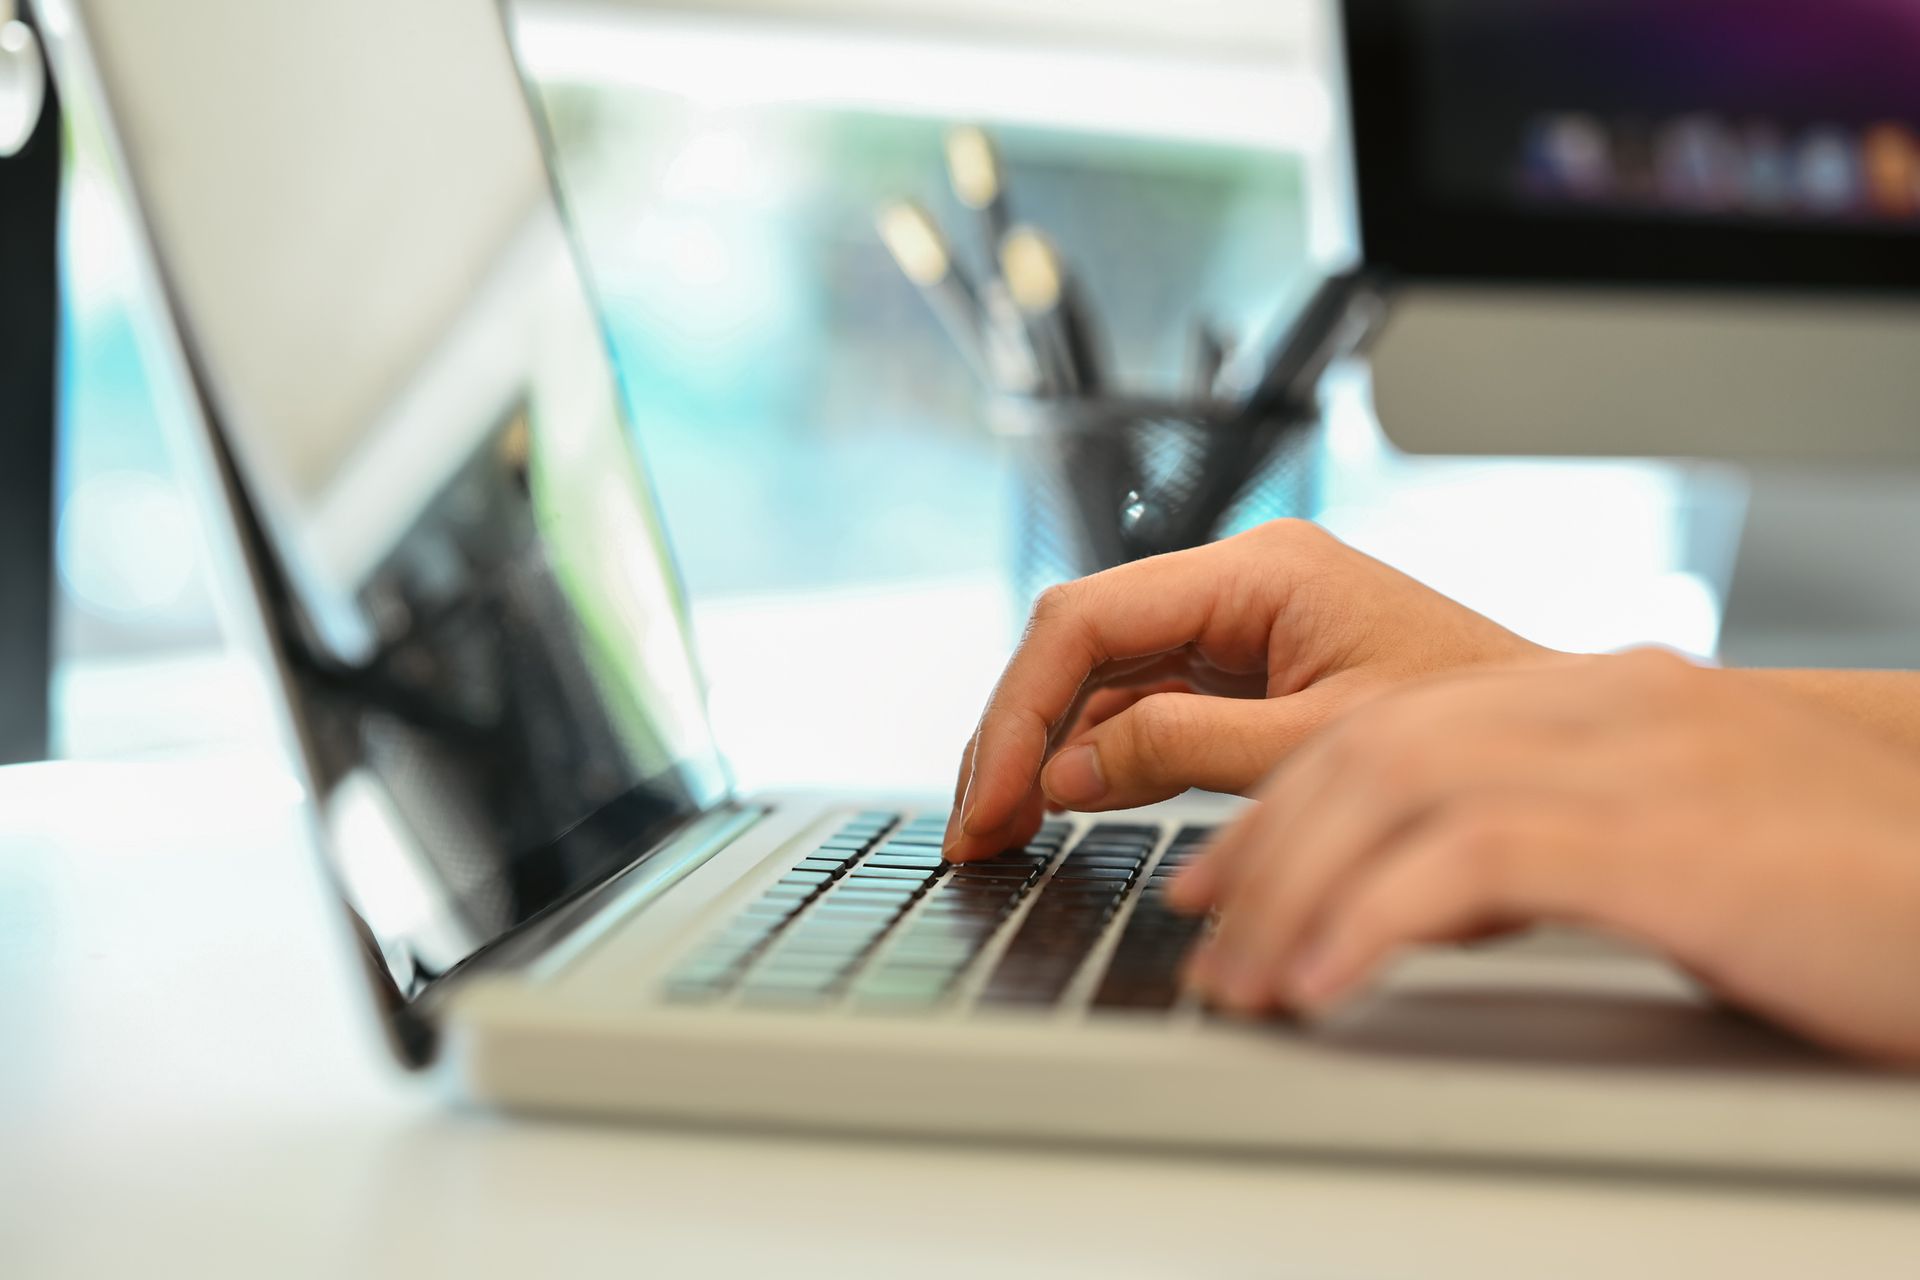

left=40, top=0, right=1920, bottom=1183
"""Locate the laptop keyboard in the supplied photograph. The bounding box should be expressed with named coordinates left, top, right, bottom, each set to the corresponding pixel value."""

left=661, top=813, right=1214, bottom=1015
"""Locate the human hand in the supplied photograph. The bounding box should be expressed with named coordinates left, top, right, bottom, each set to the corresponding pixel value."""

left=1170, top=648, right=1920, bottom=1066
left=944, top=520, right=1556, bottom=861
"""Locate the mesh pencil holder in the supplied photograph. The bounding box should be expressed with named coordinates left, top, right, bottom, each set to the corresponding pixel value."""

left=995, top=394, right=1322, bottom=607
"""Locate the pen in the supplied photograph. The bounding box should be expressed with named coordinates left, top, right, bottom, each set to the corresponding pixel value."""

left=1000, top=225, right=1101, bottom=398
left=1000, top=225, right=1133, bottom=567
left=1188, top=319, right=1229, bottom=406
left=1232, top=269, right=1382, bottom=425
left=945, top=126, right=1012, bottom=268
left=876, top=201, right=993, bottom=386
left=1171, top=272, right=1381, bottom=546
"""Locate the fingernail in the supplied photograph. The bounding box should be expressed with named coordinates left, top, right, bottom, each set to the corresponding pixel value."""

left=1041, top=744, right=1107, bottom=808
left=956, top=759, right=982, bottom=836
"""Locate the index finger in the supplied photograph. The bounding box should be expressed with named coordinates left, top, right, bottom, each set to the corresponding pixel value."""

left=945, top=537, right=1280, bottom=860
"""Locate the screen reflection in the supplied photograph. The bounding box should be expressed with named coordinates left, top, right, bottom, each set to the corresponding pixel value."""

left=73, top=0, right=730, bottom=1000
left=299, top=201, right=728, bottom=998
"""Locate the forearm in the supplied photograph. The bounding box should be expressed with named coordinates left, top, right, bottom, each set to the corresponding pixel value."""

left=1735, top=669, right=1920, bottom=756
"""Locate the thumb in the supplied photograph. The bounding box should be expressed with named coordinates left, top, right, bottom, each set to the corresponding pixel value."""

left=1039, top=690, right=1333, bottom=812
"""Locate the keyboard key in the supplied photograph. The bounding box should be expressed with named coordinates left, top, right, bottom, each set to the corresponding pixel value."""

left=1050, top=866, right=1135, bottom=883
left=1061, top=854, right=1145, bottom=870
left=802, top=901, right=906, bottom=921
left=664, top=954, right=742, bottom=985
left=934, top=878, right=1026, bottom=896
left=1036, top=879, right=1126, bottom=897
left=661, top=978, right=733, bottom=1005
left=868, top=839, right=946, bottom=856
left=829, top=887, right=925, bottom=906
left=1020, top=905, right=1114, bottom=929
left=1027, top=898, right=1122, bottom=920
left=835, top=875, right=925, bottom=892
left=985, top=953, right=1079, bottom=983
left=842, top=865, right=936, bottom=882
left=915, top=899, right=1014, bottom=921
left=945, top=863, right=1035, bottom=880
left=945, top=875, right=1036, bottom=893
left=1089, top=978, right=1183, bottom=1010
left=773, top=928, right=884, bottom=954
left=978, top=970, right=1075, bottom=1007
left=1090, top=902, right=1207, bottom=1012
left=881, top=944, right=977, bottom=971
left=863, top=853, right=947, bottom=871
left=852, top=963, right=956, bottom=999
left=1068, top=838, right=1149, bottom=853
left=753, top=959, right=857, bottom=987
left=896, top=916, right=999, bottom=942
left=838, top=883, right=933, bottom=903
left=977, top=880, right=1114, bottom=1007
left=796, top=856, right=852, bottom=875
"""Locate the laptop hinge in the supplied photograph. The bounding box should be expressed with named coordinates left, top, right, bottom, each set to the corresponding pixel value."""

left=401, top=799, right=767, bottom=1067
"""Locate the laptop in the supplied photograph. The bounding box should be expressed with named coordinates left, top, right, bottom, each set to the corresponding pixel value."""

left=39, top=0, right=1920, bottom=1182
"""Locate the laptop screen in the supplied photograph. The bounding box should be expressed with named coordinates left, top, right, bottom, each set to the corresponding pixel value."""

left=64, top=0, right=731, bottom=999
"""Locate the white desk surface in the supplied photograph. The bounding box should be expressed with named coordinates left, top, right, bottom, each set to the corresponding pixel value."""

left=4, top=755, right=1918, bottom=1279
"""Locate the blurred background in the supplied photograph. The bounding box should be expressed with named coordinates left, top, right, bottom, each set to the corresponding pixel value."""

left=47, top=0, right=1912, bottom=791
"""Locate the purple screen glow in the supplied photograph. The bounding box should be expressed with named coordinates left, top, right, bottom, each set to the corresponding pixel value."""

left=1411, top=0, right=1920, bottom=226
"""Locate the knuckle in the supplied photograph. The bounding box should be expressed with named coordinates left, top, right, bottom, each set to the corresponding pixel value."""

left=1253, top=517, right=1327, bottom=549
left=1028, top=582, right=1078, bottom=630
left=1615, top=646, right=1703, bottom=699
